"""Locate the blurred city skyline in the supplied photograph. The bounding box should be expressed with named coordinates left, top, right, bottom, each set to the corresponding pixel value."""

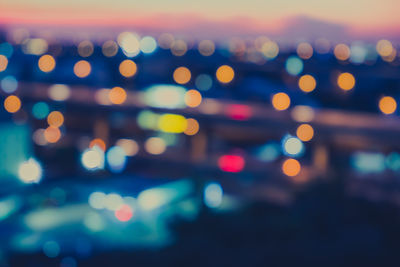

left=2, top=1, right=400, bottom=264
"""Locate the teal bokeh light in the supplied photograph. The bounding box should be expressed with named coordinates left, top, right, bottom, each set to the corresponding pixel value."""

left=32, top=102, right=50, bottom=119
left=285, top=56, right=303, bottom=76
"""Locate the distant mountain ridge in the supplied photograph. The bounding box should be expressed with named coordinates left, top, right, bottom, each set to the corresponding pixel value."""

left=0, top=14, right=398, bottom=43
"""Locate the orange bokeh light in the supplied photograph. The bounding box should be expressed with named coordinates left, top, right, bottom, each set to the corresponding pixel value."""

left=109, top=87, right=127, bottom=104
left=73, top=60, right=91, bottom=78
left=337, top=72, right=355, bottom=91
left=216, top=65, right=234, bottom=84
left=47, top=111, right=64, bottom=127
left=334, top=44, right=350, bottom=61
left=173, top=66, right=191, bottom=84
left=379, top=96, right=397, bottom=115
left=298, top=75, right=316, bottom=93
left=272, top=92, right=290, bottom=111
left=184, top=89, right=202, bottom=107
left=119, top=59, right=137, bottom=78
left=89, top=138, right=107, bottom=151
left=0, top=55, right=8, bottom=72
left=296, top=124, right=314, bottom=142
left=38, top=54, right=56, bottom=72
left=44, top=126, right=61, bottom=143
left=4, top=95, right=21, bottom=113
left=184, top=118, right=200, bottom=135
left=282, top=158, right=301, bottom=177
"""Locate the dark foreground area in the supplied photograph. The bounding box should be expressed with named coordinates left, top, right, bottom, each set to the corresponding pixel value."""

left=9, top=181, right=400, bottom=267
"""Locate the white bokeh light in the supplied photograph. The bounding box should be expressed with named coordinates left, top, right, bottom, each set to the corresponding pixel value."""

left=204, top=183, right=223, bottom=208
left=18, top=158, right=42, bottom=183
left=81, top=147, right=104, bottom=171
left=283, top=136, right=304, bottom=156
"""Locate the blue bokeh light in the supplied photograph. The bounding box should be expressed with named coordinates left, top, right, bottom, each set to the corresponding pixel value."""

left=106, top=146, right=127, bottom=173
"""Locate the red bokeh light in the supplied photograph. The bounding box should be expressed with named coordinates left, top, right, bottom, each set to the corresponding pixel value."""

left=226, top=104, right=252, bottom=120
left=114, top=204, right=133, bottom=222
left=218, top=155, right=245, bottom=172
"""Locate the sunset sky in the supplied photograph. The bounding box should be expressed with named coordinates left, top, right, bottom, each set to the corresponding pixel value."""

left=1, top=0, right=399, bottom=38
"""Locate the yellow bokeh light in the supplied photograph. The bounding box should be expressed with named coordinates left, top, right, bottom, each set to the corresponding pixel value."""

left=109, top=87, right=127, bottom=105
left=184, top=118, right=200, bottom=135
left=89, top=138, right=106, bottom=151
left=44, top=126, right=61, bottom=143
left=282, top=158, right=301, bottom=177
left=272, top=92, right=290, bottom=111
left=73, top=60, right=91, bottom=78
left=47, top=111, right=64, bottom=127
left=23, top=38, right=48, bottom=55
left=382, top=48, right=397, bottom=63
left=376, top=39, right=393, bottom=57
left=296, top=42, right=313, bottom=60
left=158, top=114, right=187, bottom=133
left=0, top=55, right=8, bottom=72
left=78, top=40, right=94, bottom=57
left=184, top=89, right=202, bottom=107
left=261, top=41, right=279, bottom=59
left=337, top=72, right=355, bottom=91
left=38, top=54, right=56, bottom=73
left=379, top=96, right=397, bottom=115
left=4, top=95, right=21, bottom=113
left=173, top=67, right=191, bottom=84
left=119, top=59, right=137, bottom=78
left=216, top=65, right=234, bottom=84
left=334, top=44, right=350, bottom=61
left=296, top=124, right=314, bottom=142
left=298, top=75, right=316, bottom=93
